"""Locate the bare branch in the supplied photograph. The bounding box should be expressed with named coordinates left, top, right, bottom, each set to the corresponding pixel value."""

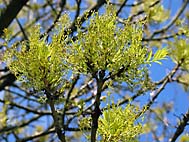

left=0, top=115, right=41, bottom=134
left=0, top=98, right=51, bottom=115
left=150, top=0, right=189, bottom=38
left=169, top=109, right=189, bottom=142
left=116, top=0, right=128, bottom=16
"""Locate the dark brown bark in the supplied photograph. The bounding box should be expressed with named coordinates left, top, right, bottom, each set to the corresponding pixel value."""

left=91, top=71, right=105, bottom=142
left=0, top=0, right=29, bottom=92
left=0, top=0, right=29, bottom=36
left=0, top=73, right=16, bottom=91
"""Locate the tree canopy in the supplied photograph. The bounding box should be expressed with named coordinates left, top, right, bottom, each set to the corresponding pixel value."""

left=0, top=0, right=189, bottom=142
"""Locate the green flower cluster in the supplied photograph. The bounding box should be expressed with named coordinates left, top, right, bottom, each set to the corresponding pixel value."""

left=98, top=104, right=143, bottom=142
left=4, top=25, right=67, bottom=91
left=3, top=5, right=167, bottom=92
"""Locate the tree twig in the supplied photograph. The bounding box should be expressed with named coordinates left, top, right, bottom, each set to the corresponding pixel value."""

left=169, top=109, right=189, bottom=142
left=150, top=0, right=189, bottom=38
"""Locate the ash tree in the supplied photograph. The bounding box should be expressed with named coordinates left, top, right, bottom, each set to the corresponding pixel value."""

left=0, top=0, right=189, bottom=142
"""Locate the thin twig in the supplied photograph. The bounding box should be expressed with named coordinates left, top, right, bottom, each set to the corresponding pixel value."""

left=0, top=115, right=41, bottom=134
left=150, top=0, right=189, bottom=38
left=0, top=98, right=51, bottom=115
left=116, top=0, right=128, bottom=16
left=138, top=62, right=181, bottom=117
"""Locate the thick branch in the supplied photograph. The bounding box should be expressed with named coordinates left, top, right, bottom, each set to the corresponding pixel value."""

left=91, top=71, right=105, bottom=142
left=74, top=0, right=82, bottom=21
left=0, top=0, right=29, bottom=36
left=45, top=89, right=66, bottom=142
left=169, top=109, right=189, bottom=142
left=0, top=73, right=16, bottom=91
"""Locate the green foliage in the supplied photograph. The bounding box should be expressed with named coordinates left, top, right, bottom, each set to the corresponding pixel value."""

left=1, top=1, right=185, bottom=142
left=146, top=48, right=168, bottom=65
left=98, top=104, right=143, bottom=142
left=131, top=0, right=169, bottom=23
left=168, top=35, right=189, bottom=92
left=68, top=6, right=146, bottom=75
left=65, top=5, right=167, bottom=87
left=168, top=38, right=189, bottom=69
left=180, top=135, right=189, bottom=142
left=3, top=4, right=167, bottom=91
left=79, top=117, right=91, bottom=141
left=3, top=25, right=68, bottom=91
left=78, top=103, right=143, bottom=142
left=146, top=4, right=170, bottom=23
left=0, top=101, right=8, bottom=128
left=178, top=74, right=189, bottom=92
left=2, top=5, right=168, bottom=141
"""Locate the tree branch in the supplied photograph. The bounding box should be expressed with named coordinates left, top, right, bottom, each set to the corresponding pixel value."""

left=91, top=71, right=105, bottom=142
left=66, top=0, right=106, bottom=35
left=138, top=62, right=181, bottom=117
left=0, top=0, right=29, bottom=36
left=129, top=0, right=160, bottom=21
left=143, top=32, right=185, bottom=41
left=169, top=109, right=189, bottom=142
left=40, top=0, right=66, bottom=38
left=0, top=73, right=16, bottom=91
left=0, top=115, right=41, bottom=134
left=116, top=0, right=128, bottom=16
left=0, top=98, right=51, bottom=115
left=62, top=75, right=79, bottom=138
left=150, top=0, right=189, bottom=38
left=45, top=89, right=66, bottom=142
